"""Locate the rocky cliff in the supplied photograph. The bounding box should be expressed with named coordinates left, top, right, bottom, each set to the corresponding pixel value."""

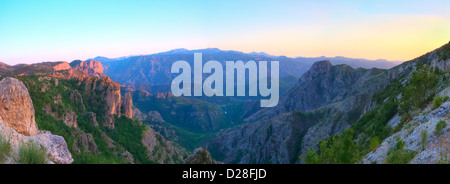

left=183, top=147, right=221, bottom=164
left=0, top=77, right=73, bottom=164
left=206, top=61, right=389, bottom=163
left=362, top=87, right=450, bottom=164
left=247, top=60, right=388, bottom=121
left=0, top=77, right=39, bottom=136
left=122, top=93, right=133, bottom=119
left=0, top=60, right=188, bottom=164
left=70, top=60, right=106, bottom=78
left=141, top=126, right=188, bottom=164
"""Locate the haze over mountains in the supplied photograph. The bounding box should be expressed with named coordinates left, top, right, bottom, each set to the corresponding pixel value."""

left=0, top=42, right=449, bottom=164
left=93, top=48, right=401, bottom=89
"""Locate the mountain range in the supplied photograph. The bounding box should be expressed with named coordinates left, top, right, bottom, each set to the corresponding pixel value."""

left=0, top=43, right=449, bottom=164
left=94, top=48, right=400, bottom=88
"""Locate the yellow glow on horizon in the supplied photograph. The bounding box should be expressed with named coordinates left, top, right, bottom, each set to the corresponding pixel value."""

left=212, top=15, right=450, bottom=61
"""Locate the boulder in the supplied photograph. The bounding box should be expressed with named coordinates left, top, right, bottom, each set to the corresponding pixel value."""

left=0, top=77, right=38, bottom=136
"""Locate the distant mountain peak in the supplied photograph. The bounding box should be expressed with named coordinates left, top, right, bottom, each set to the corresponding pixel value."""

left=0, top=62, right=10, bottom=66
left=70, top=60, right=105, bottom=78
left=248, top=52, right=276, bottom=58
left=309, top=60, right=333, bottom=73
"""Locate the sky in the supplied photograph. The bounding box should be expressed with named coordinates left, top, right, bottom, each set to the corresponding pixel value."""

left=1, top=0, right=450, bottom=65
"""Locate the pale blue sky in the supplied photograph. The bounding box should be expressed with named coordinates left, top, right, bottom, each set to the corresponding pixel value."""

left=1, top=0, right=450, bottom=65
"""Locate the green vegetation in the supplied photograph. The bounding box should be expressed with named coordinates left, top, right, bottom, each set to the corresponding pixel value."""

left=399, top=66, right=439, bottom=123
left=17, top=141, right=48, bottom=164
left=396, top=140, right=406, bottom=150
left=421, top=130, right=428, bottom=151
left=14, top=75, right=171, bottom=164
left=305, top=64, right=446, bottom=164
left=384, top=139, right=416, bottom=164
left=443, top=96, right=449, bottom=103
left=105, top=116, right=154, bottom=164
left=436, top=41, right=450, bottom=61
left=144, top=120, right=213, bottom=151
left=433, top=96, right=443, bottom=110
left=435, top=120, right=447, bottom=136
left=305, top=148, right=319, bottom=164
left=386, top=148, right=416, bottom=164
left=369, top=137, right=380, bottom=151
left=305, top=129, right=358, bottom=164
left=132, top=92, right=231, bottom=151
left=0, top=134, right=11, bottom=163
left=132, top=93, right=230, bottom=132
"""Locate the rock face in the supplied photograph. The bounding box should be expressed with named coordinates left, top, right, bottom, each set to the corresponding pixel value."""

left=0, top=77, right=73, bottom=164
left=70, top=90, right=85, bottom=110
left=86, top=112, right=99, bottom=127
left=207, top=61, right=388, bottom=164
left=247, top=60, right=388, bottom=121
left=147, top=111, right=165, bottom=122
left=81, top=76, right=122, bottom=128
left=71, top=60, right=105, bottom=78
left=62, top=111, right=78, bottom=128
left=72, top=130, right=99, bottom=155
left=141, top=126, right=188, bottom=164
left=104, top=78, right=122, bottom=118
left=0, top=77, right=39, bottom=136
left=43, top=97, right=78, bottom=128
left=52, top=62, right=72, bottom=72
left=362, top=99, right=450, bottom=164
left=132, top=107, right=147, bottom=121
left=183, top=148, right=221, bottom=164
left=0, top=123, right=74, bottom=164
left=122, top=93, right=133, bottom=119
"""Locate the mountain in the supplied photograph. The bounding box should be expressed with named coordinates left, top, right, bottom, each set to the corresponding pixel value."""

left=70, top=60, right=106, bottom=78
left=1, top=41, right=447, bottom=164
left=295, top=56, right=400, bottom=70
left=206, top=61, right=389, bottom=163
left=95, top=48, right=399, bottom=90
left=0, top=60, right=190, bottom=164
left=206, top=41, right=450, bottom=164
left=95, top=48, right=310, bottom=87
left=246, top=60, right=388, bottom=121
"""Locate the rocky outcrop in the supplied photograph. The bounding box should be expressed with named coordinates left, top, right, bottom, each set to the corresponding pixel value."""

left=121, top=151, right=135, bottom=164
left=0, top=77, right=38, bottom=136
left=86, top=112, right=99, bottom=127
left=183, top=147, right=221, bottom=164
left=52, top=62, right=72, bottom=72
left=388, top=41, right=450, bottom=80
left=43, top=103, right=78, bottom=128
left=70, top=90, right=85, bottom=110
left=141, top=126, right=188, bottom=164
left=122, top=93, right=133, bottom=119
left=0, top=77, right=73, bottom=164
left=156, top=92, right=174, bottom=99
left=104, top=115, right=115, bottom=128
left=206, top=61, right=388, bottom=163
left=72, top=130, right=99, bottom=155
left=62, top=111, right=77, bottom=128
left=0, top=122, right=74, bottom=164
left=132, top=107, right=147, bottom=121
left=147, top=111, right=165, bottom=122
left=247, top=60, right=389, bottom=121
left=81, top=76, right=122, bottom=128
left=362, top=99, right=450, bottom=164
left=71, top=60, right=105, bottom=78
left=104, top=78, right=122, bottom=123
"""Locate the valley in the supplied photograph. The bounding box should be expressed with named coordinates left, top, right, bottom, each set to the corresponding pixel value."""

left=0, top=44, right=449, bottom=164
